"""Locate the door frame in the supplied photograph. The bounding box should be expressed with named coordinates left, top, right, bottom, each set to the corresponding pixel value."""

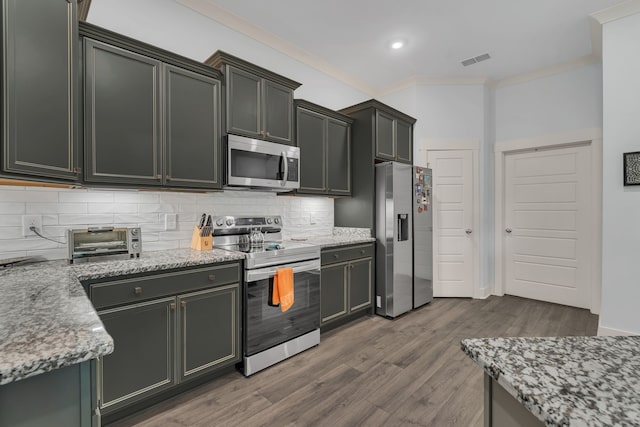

left=493, top=128, right=603, bottom=314
left=421, top=139, right=481, bottom=299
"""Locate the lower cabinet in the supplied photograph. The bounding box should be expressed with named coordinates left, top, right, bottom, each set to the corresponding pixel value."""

left=86, top=263, right=241, bottom=418
left=320, top=244, right=374, bottom=327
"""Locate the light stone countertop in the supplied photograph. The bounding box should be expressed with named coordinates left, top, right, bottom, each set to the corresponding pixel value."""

left=298, top=227, right=376, bottom=249
left=461, top=336, right=640, bottom=427
left=0, top=248, right=245, bottom=386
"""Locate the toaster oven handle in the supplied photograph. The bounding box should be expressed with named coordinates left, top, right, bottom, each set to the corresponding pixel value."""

left=88, top=227, right=114, bottom=232
left=245, top=259, right=320, bottom=282
left=281, top=151, right=289, bottom=187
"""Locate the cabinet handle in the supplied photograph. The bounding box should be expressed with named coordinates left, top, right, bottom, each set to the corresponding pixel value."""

left=181, top=301, right=187, bottom=309
left=155, top=174, right=162, bottom=179
left=360, top=250, right=365, bottom=255
left=169, top=303, right=176, bottom=311
left=134, top=286, right=142, bottom=296
left=261, top=130, right=266, bottom=137
left=166, top=175, right=171, bottom=181
left=208, top=274, right=216, bottom=281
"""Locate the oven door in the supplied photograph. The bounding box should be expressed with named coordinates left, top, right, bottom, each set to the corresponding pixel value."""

left=244, top=259, right=320, bottom=356
left=227, top=134, right=299, bottom=190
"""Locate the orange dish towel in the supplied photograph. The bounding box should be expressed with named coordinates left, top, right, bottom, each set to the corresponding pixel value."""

left=272, top=267, right=294, bottom=312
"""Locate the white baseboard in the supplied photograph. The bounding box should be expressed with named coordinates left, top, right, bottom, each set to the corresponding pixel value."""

left=474, top=286, right=493, bottom=300
left=597, top=325, right=639, bottom=336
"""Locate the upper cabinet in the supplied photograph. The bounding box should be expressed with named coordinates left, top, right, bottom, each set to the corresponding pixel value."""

left=1, top=0, right=80, bottom=181
left=81, top=23, right=223, bottom=189
left=341, top=99, right=416, bottom=165
left=206, top=51, right=301, bottom=146
left=295, top=100, right=352, bottom=196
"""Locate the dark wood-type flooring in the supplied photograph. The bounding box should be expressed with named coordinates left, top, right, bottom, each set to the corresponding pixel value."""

left=109, top=295, right=598, bottom=427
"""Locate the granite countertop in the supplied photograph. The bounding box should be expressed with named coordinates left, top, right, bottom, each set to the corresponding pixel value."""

left=461, top=336, right=640, bottom=427
left=0, top=248, right=245, bottom=386
left=300, top=227, right=376, bottom=249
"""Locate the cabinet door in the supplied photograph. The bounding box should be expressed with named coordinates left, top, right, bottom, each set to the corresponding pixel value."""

left=296, top=108, right=326, bottom=194
left=320, top=263, right=348, bottom=325
left=396, top=119, right=413, bottom=164
left=177, top=284, right=240, bottom=382
left=375, top=110, right=395, bottom=161
left=2, top=0, right=79, bottom=180
left=348, top=258, right=373, bottom=312
left=326, top=119, right=351, bottom=195
left=164, top=65, right=221, bottom=189
left=84, top=39, right=162, bottom=185
left=97, top=297, right=176, bottom=415
left=226, top=66, right=261, bottom=139
left=263, top=80, right=294, bottom=145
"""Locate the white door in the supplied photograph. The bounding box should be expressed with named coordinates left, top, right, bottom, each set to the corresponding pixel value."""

left=504, top=145, right=591, bottom=308
left=427, top=150, right=474, bottom=297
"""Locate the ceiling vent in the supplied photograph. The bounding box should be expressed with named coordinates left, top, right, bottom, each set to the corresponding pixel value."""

left=461, top=53, right=491, bottom=67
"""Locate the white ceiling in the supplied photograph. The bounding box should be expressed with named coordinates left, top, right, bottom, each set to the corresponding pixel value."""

left=182, top=0, right=627, bottom=91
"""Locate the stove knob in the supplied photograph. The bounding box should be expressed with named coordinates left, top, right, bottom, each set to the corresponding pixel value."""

left=274, top=218, right=280, bottom=224
left=215, top=218, right=224, bottom=226
left=132, top=242, right=139, bottom=249
left=226, top=219, right=234, bottom=226
left=267, top=218, right=273, bottom=224
left=130, top=229, right=138, bottom=236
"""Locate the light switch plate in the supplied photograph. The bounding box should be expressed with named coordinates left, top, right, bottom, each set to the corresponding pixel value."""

left=165, top=213, right=177, bottom=231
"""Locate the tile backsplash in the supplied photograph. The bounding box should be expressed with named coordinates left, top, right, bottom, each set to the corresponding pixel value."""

left=0, top=185, right=334, bottom=261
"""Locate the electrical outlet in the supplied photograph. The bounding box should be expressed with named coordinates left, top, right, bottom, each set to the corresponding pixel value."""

left=165, top=213, right=177, bottom=231
left=22, top=215, right=43, bottom=237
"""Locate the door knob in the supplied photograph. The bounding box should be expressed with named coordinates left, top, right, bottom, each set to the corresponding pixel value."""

left=465, top=229, right=472, bottom=234
left=506, top=228, right=512, bottom=233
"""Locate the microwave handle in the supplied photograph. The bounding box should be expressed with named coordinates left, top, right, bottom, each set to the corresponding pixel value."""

left=245, top=259, right=319, bottom=282
left=281, top=151, right=288, bottom=187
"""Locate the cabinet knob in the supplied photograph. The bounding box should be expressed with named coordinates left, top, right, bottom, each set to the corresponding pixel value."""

left=360, top=250, right=365, bottom=255
left=134, top=286, right=142, bottom=296
left=208, top=274, right=216, bottom=281
left=333, top=254, right=339, bottom=259
left=169, top=303, right=176, bottom=311
left=166, top=175, right=171, bottom=181
left=155, top=174, right=162, bottom=179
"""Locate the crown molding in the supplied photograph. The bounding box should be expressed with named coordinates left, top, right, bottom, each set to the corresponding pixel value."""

left=176, top=0, right=376, bottom=96
left=491, top=54, right=599, bottom=89
left=590, top=0, right=640, bottom=25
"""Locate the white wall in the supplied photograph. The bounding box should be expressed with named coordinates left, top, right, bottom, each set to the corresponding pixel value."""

left=600, top=11, right=640, bottom=335
left=0, top=186, right=333, bottom=261
left=88, top=0, right=369, bottom=110
left=495, top=63, right=603, bottom=142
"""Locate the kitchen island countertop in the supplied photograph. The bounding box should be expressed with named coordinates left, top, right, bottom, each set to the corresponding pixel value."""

left=461, top=335, right=640, bottom=427
left=0, top=248, right=245, bottom=386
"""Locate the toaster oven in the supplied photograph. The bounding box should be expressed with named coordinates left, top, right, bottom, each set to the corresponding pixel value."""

left=67, top=227, right=141, bottom=263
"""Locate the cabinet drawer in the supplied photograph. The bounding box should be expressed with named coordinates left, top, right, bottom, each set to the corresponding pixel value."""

left=90, top=263, right=240, bottom=310
left=321, top=243, right=374, bottom=266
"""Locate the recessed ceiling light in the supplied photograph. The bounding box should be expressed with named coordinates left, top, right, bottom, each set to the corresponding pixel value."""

left=391, top=40, right=405, bottom=50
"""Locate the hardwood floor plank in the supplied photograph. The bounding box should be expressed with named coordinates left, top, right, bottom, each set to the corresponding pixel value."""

left=108, top=295, right=598, bottom=427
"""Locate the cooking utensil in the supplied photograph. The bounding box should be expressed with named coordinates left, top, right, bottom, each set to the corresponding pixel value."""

left=205, top=215, right=213, bottom=237
left=198, top=213, right=206, bottom=229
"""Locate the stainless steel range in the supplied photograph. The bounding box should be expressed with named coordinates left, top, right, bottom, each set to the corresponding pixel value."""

left=212, top=215, right=320, bottom=376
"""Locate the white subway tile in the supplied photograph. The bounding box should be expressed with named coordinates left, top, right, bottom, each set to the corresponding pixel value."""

left=138, top=204, right=178, bottom=213
left=0, top=250, right=27, bottom=259
left=26, top=248, right=68, bottom=260
left=0, top=202, right=25, bottom=214
left=58, top=214, right=114, bottom=225
left=159, top=230, right=191, bottom=241
left=142, top=240, right=180, bottom=252
left=0, top=238, right=61, bottom=251
left=0, top=185, right=26, bottom=191
left=140, top=223, right=166, bottom=233
left=27, top=203, right=87, bottom=214
left=115, top=192, right=159, bottom=203
left=88, top=203, right=137, bottom=214
left=41, top=214, right=59, bottom=226
left=0, top=227, right=24, bottom=240
left=158, top=193, right=197, bottom=205
left=0, top=215, right=22, bottom=226
left=59, top=191, right=114, bottom=203
left=0, top=190, right=58, bottom=203
left=113, top=214, right=158, bottom=224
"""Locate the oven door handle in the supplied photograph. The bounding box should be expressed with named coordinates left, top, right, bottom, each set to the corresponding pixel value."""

left=281, top=151, right=289, bottom=187
left=245, top=259, right=320, bottom=282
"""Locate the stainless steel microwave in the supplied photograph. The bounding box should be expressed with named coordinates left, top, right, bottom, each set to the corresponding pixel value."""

left=225, top=134, right=300, bottom=191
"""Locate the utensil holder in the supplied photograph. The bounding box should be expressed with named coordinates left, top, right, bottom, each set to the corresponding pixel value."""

left=190, top=226, right=212, bottom=250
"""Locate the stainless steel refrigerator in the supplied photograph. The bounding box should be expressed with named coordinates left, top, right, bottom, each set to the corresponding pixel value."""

left=375, top=162, right=433, bottom=318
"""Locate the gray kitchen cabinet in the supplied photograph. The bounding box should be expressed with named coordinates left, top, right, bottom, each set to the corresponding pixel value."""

left=1, top=0, right=80, bottom=181
left=206, top=51, right=301, bottom=146
left=295, top=100, right=352, bottom=196
left=335, top=100, right=416, bottom=231
left=80, top=22, right=224, bottom=190
left=177, top=285, right=239, bottom=382
left=85, top=262, right=241, bottom=422
left=84, top=38, right=162, bottom=186
left=164, top=65, right=221, bottom=189
left=320, top=243, right=374, bottom=329
left=97, top=297, right=176, bottom=416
